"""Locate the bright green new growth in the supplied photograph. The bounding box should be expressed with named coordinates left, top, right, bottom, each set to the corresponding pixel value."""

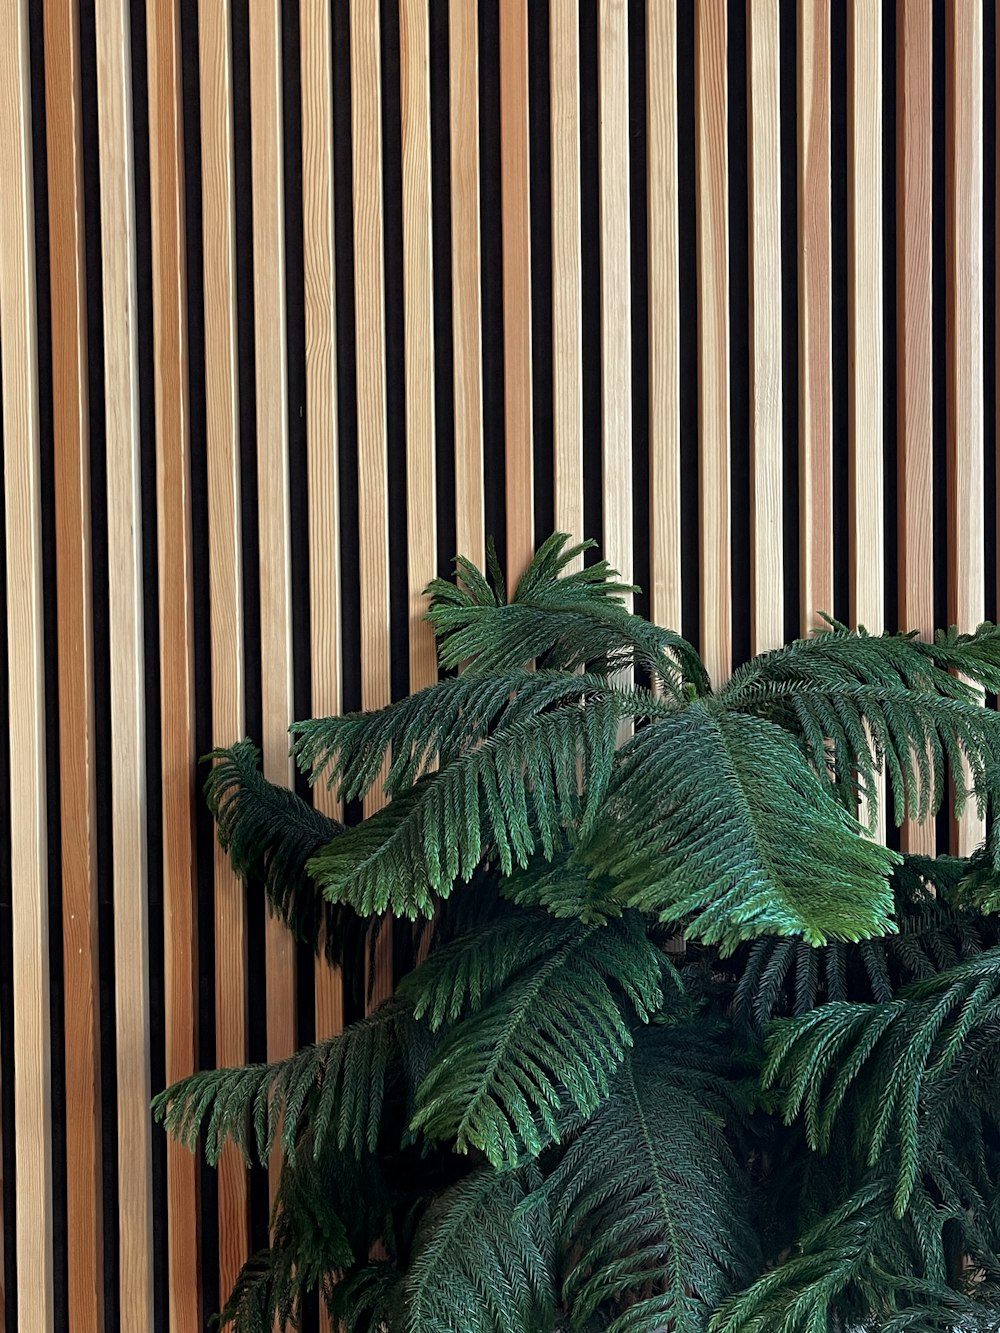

left=154, top=534, right=1000, bottom=1332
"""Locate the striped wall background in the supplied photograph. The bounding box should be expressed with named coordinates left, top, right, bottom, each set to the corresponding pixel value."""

left=1, top=0, right=997, bottom=1327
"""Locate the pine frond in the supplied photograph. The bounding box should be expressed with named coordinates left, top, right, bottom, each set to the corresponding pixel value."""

left=719, top=621, right=1000, bottom=828
left=584, top=701, right=899, bottom=951
left=425, top=532, right=709, bottom=698
left=403, top=1167, right=555, bottom=1333
left=548, top=1022, right=759, bottom=1333
left=410, top=916, right=666, bottom=1167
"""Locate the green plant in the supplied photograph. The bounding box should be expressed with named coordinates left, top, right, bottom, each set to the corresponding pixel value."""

left=156, top=534, right=1000, bottom=1332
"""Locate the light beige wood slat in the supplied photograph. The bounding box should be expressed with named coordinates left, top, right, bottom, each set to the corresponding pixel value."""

left=449, top=0, right=485, bottom=569
left=551, top=0, right=583, bottom=557
left=647, top=0, right=680, bottom=633
left=500, top=0, right=534, bottom=585
left=797, top=0, right=833, bottom=632
left=301, top=0, right=344, bottom=1075
left=696, top=0, right=730, bottom=684
left=946, top=0, right=985, bottom=855
left=199, top=0, right=251, bottom=1295
left=748, top=0, right=783, bottom=656
left=897, top=1, right=936, bottom=855
left=249, top=0, right=297, bottom=1108
left=93, top=0, right=155, bottom=1319
left=145, top=0, right=201, bottom=1320
left=401, top=0, right=438, bottom=690
left=351, top=0, right=394, bottom=1006
left=0, top=1, right=54, bottom=1323
left=599, top=0, right=633, bottom=598
left=43, top=0, right=104, bottom=1322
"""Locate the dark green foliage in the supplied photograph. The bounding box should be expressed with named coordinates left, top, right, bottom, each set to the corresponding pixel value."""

left=162, top=535, right=1000, bottom=1331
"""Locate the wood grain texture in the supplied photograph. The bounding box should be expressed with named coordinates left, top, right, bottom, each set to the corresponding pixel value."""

left=351, top=0, right=394, bottom=1006
left=646, top=0, right=680, bottom=633
left=747, top=0, right=783, bottom=656
left=249, top=0, right=297, bottom=1098
left=946, top=0, right=985, bottom=855
left=0, top=0, right=54, bottom=1324
left=199, top=0, right=250, bottom=1294
left=94, top=0, right=155, bottom=1319
left=449, top=0, right=485, bottom=568
left=897, top=0, right=935, bottom=855
left=43, top=0, right=104, bottom=1323
left=797, top=0, right=833, bottom=631
left=550, top=0, right=583, bottom=555
left=401, top=0, right=438, bottom=690
left=301, top=0, right=344, bottom=1073
left=695, top=0, right=730, bottom=683
left=145, top=0, right=201, bottom=1320
left=500, top=0, right=534, bottom=585
left=599, top=0, right=633, bottom=598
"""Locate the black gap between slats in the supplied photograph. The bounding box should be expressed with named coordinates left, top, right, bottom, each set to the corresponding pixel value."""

left=579, top=0, right=602, bottom=564
left=728, top=0, right=751, bottom=671
left=429, top=0, right=457, bottom=579
left=529, top=0, right=554, bottom=545
left=779, top=0, right=800, bottom=646
left=479, top=0, right=507, bottom=571
left=881, top=0, right=900, bottom=856
left=985, top=0, right=997, bottom=630
left=676, top=0, right=701, bottom=649
left=830, top=0, right=850, bottom=627
left=629, top=0, right=651, bottom=629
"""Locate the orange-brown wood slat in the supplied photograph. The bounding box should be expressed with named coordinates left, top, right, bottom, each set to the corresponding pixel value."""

left=145, top=0, right=201, bottom=1320
left=450, top=0, right=485, bottom=569
left=748, top=0, right=783, bottom=656
left=696, top=0, right=731, bottom=684
left=0, top=0, right=55, bottom=1324
left=43, top=0, right=104, bottom=1322
left=351, top=0, right=394, bottom=1005
left=797, top=0, right=834, bottom=632
left=897, top=0, right=936, bottom=855
left=249, top=0, right=297, bottom=1105
left=550, top=0, right=583, bottom=555
left=946, top=0, right=985, bottom=855
left=599, top=0, right=633, bottom=599
left=94, top=0, right=156, bottom=1319
left=401, top=0, right=438, bottom=690
left=647, top=0, right=681, bottom=634
left=500, top=0, right=534, bottom=586
left=199, top=0, right=251, bottom=1295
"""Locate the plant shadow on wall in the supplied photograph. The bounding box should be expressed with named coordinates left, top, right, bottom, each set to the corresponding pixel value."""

left=155, top=534, right=1000, bottom=1333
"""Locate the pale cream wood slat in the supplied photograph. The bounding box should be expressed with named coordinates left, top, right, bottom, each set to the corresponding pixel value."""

left=93, top=0, right=155, bottom=1318
left=647, top=0, right=681, bottom=633
left=449, top=0, right=486, bottom=569
left=897, top=1, right=936, bottom=855
left=500, top=0, right=534, bottom=586
left=199, top=0, right=251, bottom=1295
left=43, top=0, right=104, bottom=1321
left=946, top=1, right=985, bottom=855
left=551, top=0, right=583, bottom=559
left=145, top=0, right=201, bottom=1320
left=748, top=0, right=783, bottom=656
left=797, top=0, right=833, bottom=633
left=0, top=0, right=55, bottom=1324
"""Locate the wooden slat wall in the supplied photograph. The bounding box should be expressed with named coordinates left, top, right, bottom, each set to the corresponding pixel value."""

left=3, top=2, right=1000, bottom=1325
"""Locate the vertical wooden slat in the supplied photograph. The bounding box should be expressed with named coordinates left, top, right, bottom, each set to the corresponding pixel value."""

left=500, top=0, right=533, bottom=585
left=44, top=0, right=104, bottom=1323
left=351, top=0, right=393, bottom=1004
left=897, top=0, right=935, bottom=854
left=647, top=0, right=680, bottom=633
left=748, top=0, right=783, bottom=655
left=450, top=0, right=485, bottom=569
left=696, top=0, right=730, bottom=683
left=200, top=0, right=250, bottom=1294
left=401, top=0, right=437, bottom=689
left=946, top=0, right=984, bottom=855
left=301, top=0, right=343, bottom=1072
left=146, top=0, right=201, bottom=1321
left=550, top=0, right=583, bottom=555
left=94, top=0, right=155, bottom=1319
left=0, top=0, right=54, bottom=1324
left=797, top=0, right=833, bottom=631
left=599, top=0, right=632, bottom=596
left=249, top=0, right=297, bottom=1116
